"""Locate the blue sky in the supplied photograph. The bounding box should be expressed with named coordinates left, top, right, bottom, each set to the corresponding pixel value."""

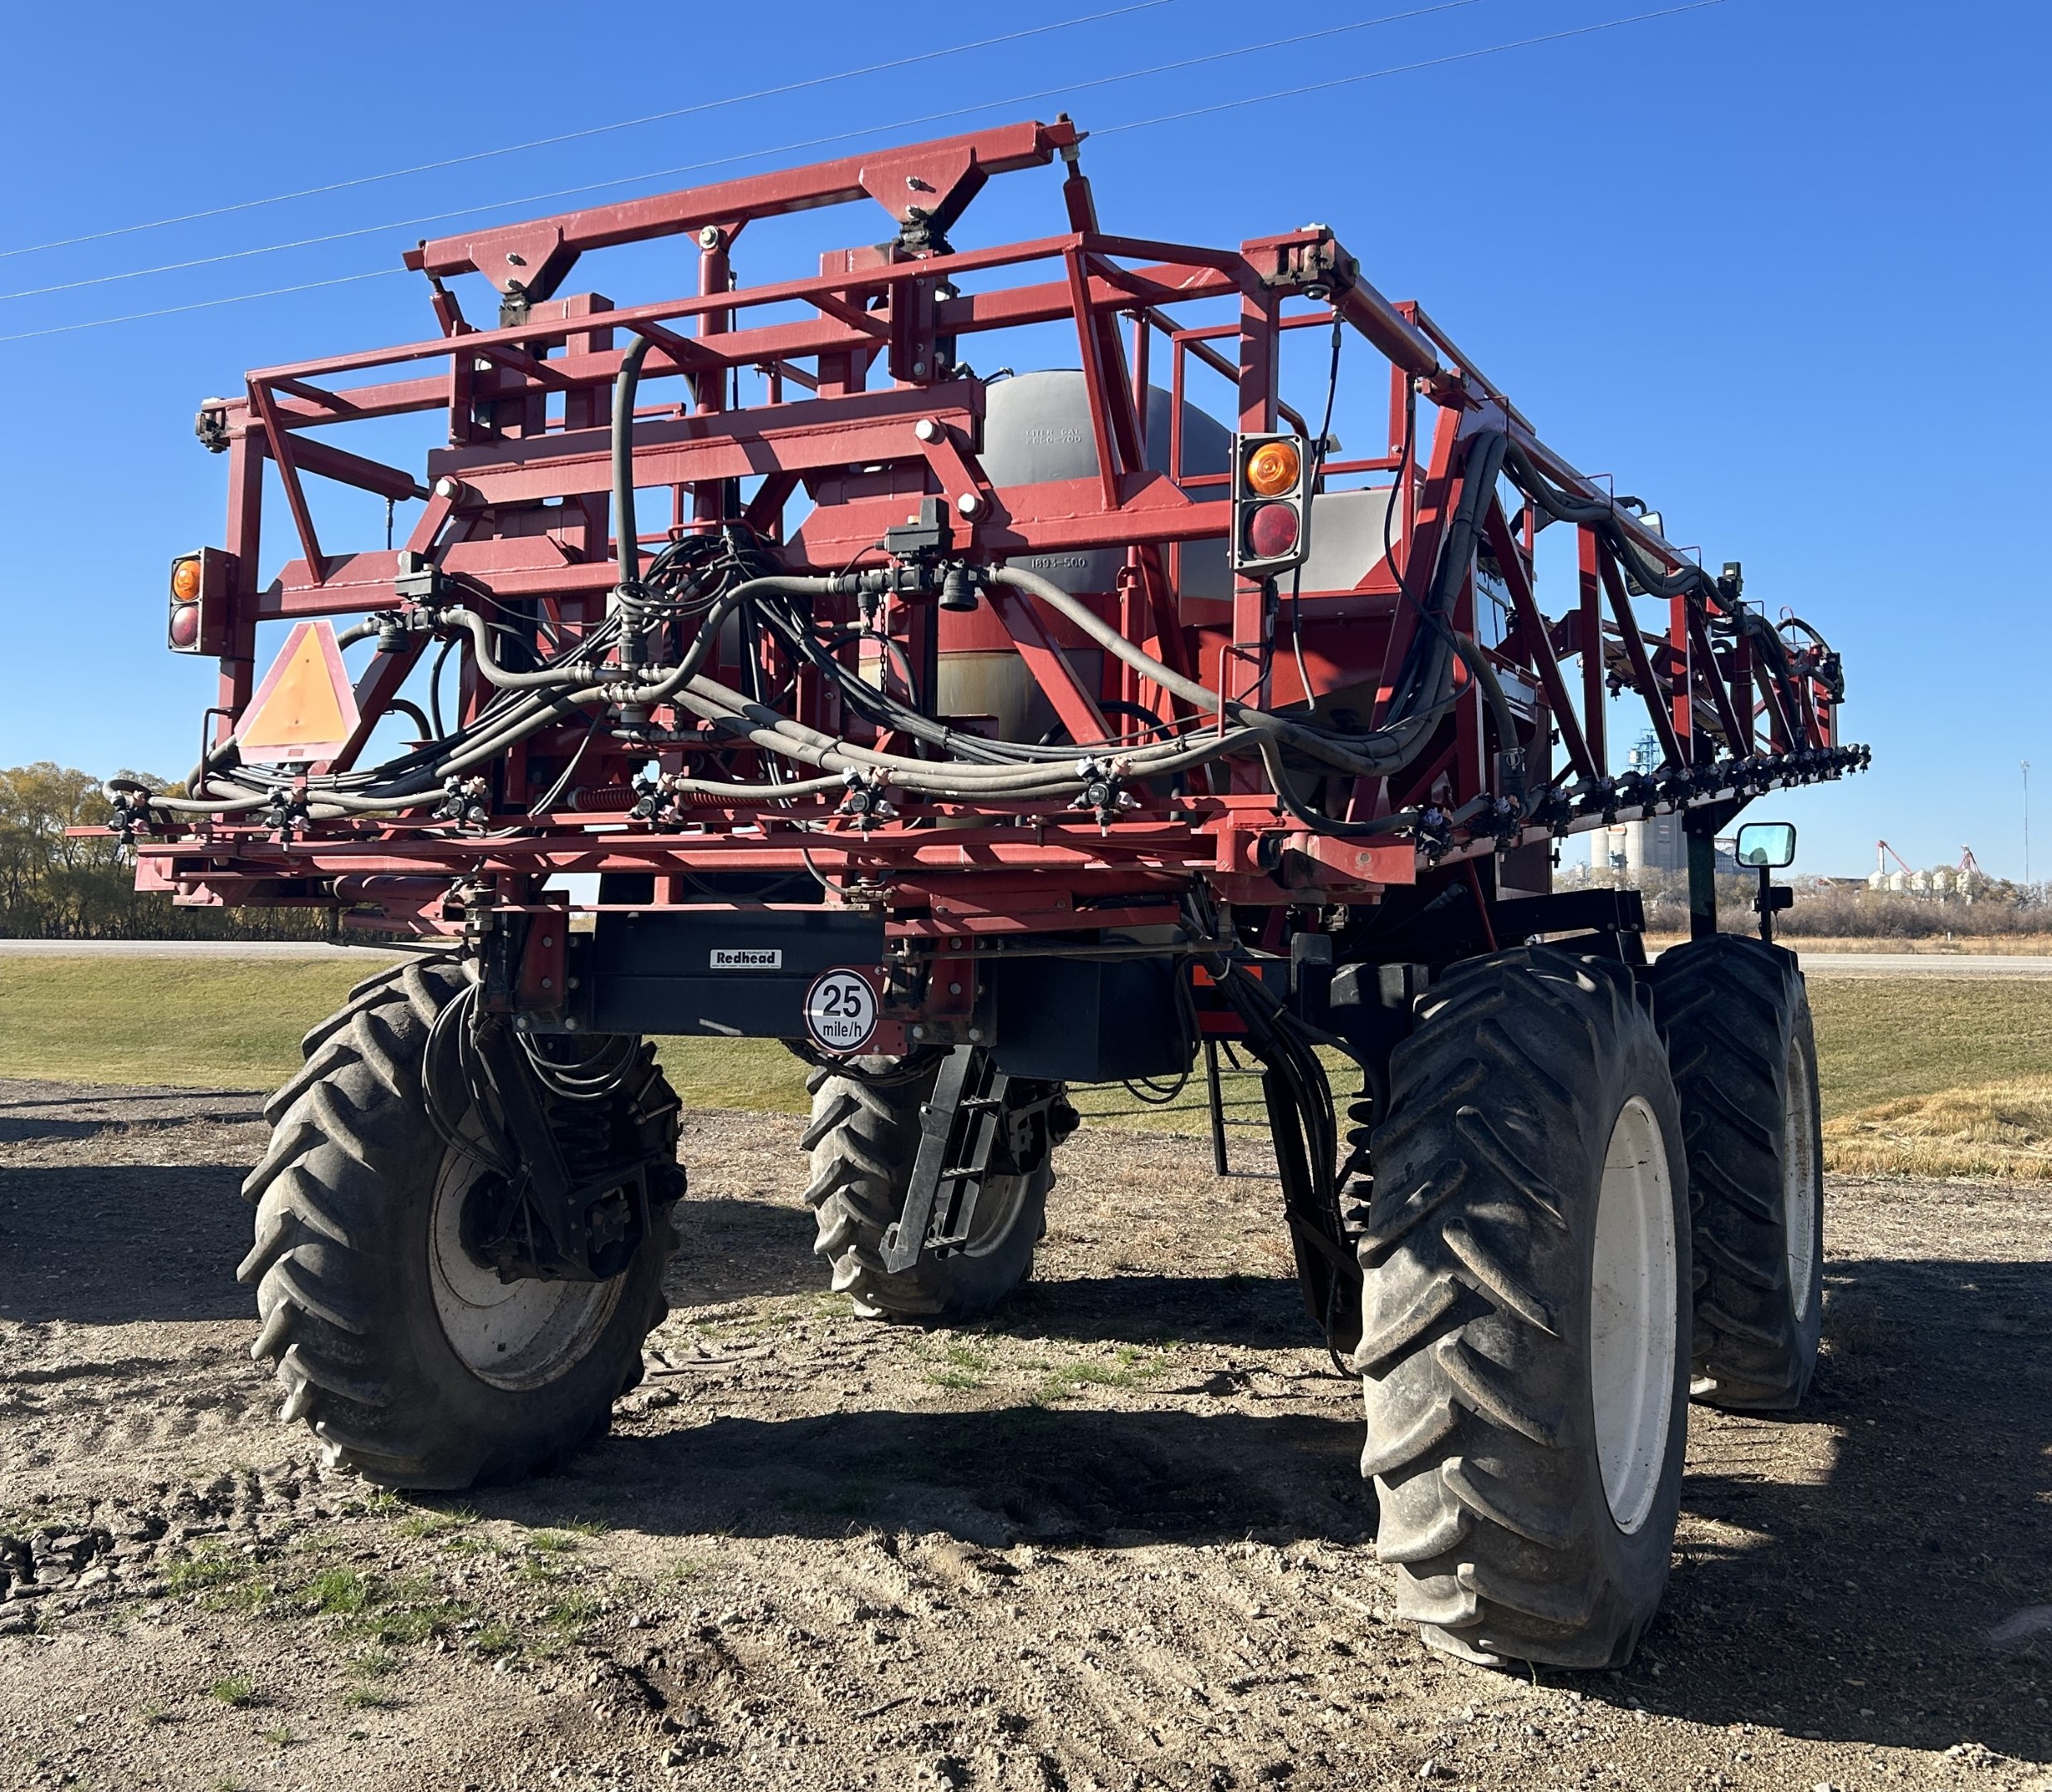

left=2, top=0, right=2044, bottom=879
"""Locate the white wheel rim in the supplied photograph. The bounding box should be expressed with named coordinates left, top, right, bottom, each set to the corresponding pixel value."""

left=1589, top=1096, right=1678, bottom=1536
left=1783, top=1039, right=1819, bottom=1320
left=427, top=1152, right=623, bottom=1390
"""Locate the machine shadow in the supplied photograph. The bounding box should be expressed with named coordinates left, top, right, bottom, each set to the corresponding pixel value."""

left=666, top=1195, right=1319, bottom=1349
left=522, top=1404, right=1377, bottom=1554
left=1618, top=1253, right=2052, bottom=1762
left=634, top=1229, right=2052, bottom=1763
left=0, top=1161, right=253, bottom=1324
left=983, top=1272, right=1318, bottom=1351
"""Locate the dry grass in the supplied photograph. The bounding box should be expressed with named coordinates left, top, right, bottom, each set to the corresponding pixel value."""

left=1648, top=934, right=2052, bottom=957
left=1824, top=1079, right=2052, bottom=1180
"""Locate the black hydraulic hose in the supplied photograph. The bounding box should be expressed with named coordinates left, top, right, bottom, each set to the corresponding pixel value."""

left=611, top=332, right=659, bottom=670
left=1450, top=631, right=1520, bottom=759
left=387, top=699, right=435, bottom=740
left=1499, top=439, right=1708, bottom=605
left=1383, top=427, right=1507, bottom=723
left=428, top=632, right=457, bottom=739
left=1251, top=731, right=1418, bottom=840
left=612, top=334, right=654, bottom=592
left=597, top=576, right=835, bottom=710
left=1211, top=957, right=1353, bottom=1367
left=436, top=606, right=609, bottom=689
left=750, top=597, right=1015, bottom=765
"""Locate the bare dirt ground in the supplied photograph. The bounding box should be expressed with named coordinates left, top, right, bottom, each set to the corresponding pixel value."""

left=2, top=1078, right=2049, bottom=1792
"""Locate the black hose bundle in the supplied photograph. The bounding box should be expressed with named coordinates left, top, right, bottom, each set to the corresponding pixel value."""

left=134, top=366, right=1841, bottom=840
left=1216, top=959, right=1359, bottom=1369
left=1499, top=436, right=1830, bottom=738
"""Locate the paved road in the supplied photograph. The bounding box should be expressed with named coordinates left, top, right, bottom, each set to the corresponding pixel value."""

left=1786, top=952, right=2052, bottom=977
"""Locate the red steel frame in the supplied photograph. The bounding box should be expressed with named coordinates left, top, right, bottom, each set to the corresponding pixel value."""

left=131, top=118, right=1854, bottom=969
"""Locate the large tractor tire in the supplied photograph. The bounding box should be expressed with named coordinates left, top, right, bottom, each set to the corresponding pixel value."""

left=801, top=1057, right=1069, bottom=1320
left=1650, top=934, right=1823, bottom=1410
left=1357, top=947, right=1691, bottom=1669
left=238, top=957, right=682, bottom=1490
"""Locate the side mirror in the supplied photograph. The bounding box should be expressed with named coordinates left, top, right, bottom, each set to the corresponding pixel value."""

left=1734, top=821, right=1796, bottom=869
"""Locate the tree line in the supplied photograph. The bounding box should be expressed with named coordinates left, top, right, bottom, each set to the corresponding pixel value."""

left=0, top=763, right=325, bottom=939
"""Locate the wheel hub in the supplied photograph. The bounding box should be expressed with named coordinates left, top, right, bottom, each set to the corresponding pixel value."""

left=428, top=1153, right=622, bottom=1390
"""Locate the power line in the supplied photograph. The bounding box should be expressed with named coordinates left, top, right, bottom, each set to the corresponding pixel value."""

left=1094, top=0, right=1726, bottom=134
left=0, top=0, right=1492, bottom=306
left=0, top=1, right=1725, bottom=348
left=0, top=270, right=399, bottom=346
left=0, top=0, right=1178, bottom=264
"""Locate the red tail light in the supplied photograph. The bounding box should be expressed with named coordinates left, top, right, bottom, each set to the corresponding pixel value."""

left=1247, top=502, right=1300, bottom=560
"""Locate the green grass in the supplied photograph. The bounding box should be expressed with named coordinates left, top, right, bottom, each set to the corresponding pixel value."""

left=1806, top=978, right=2052, bottom=1121
left=163, top=1543, right=281, bottom=1614
left=0, top=955, right=811, bottom=1107
left=396, top=1506, right=476, bottom=1541
left=471, top=1618, right=519, bottom=1657
left=927, top=1342, right=995, bottom=1392
left=207, top=1676, right=257, bottom=1708
left=6, top=956, right=2050, bottom=1142
left=656, top=1038, right=810, bottom=1114
left=0, top=958, right=371, bottom=1088
left=302, top=1567, right=369, bottom=1615
left=1034, top=1346, right=1165, bottom=1404
left=441, top=1531, right=505, bottom=1558
left=543, top=1591, right=601, bottom=1632
left=163, top=1546, right=251, bottom=1597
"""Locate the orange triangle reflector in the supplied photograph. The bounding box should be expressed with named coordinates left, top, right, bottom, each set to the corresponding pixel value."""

left=237, top=620, right=360, bottom=762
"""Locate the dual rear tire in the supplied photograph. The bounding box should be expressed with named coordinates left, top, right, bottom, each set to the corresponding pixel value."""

left=1651, top=934, right=1825, bottom=1410
left=1359, top=937, right=1826, bottom=1668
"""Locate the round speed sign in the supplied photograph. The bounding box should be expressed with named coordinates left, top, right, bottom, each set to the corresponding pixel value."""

left=803, top=967, right=880, bottom=1054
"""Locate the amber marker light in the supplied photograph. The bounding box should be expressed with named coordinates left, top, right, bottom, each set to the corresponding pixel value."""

left=1244, top=440, right=1301, bottom=497
left=171, top=558, right=202, bottom=601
